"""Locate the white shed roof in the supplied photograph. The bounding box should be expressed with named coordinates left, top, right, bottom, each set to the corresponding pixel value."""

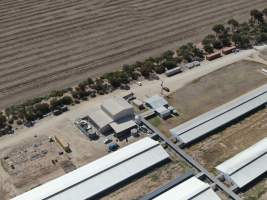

left=155, top=106, right=170, bottom=115
left=216, top=137, right=267, bottom=188
left=12, top=137, right=169, bottom=200
left=170, top=83, right=267, bottom=144
left=88, top=107, right=113, bottom=129
left=101, top=97, right=133, bottom=117
left=145, top=95, right=168, bottom=109
left=110, top=120, right=136, bottom=133
left=153, top=177, right=221, bottom=200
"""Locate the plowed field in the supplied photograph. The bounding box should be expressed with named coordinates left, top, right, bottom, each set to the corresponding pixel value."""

left=1, top=0, right=267, bottom=109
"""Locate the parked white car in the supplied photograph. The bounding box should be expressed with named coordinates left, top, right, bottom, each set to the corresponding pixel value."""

left=137, top=81, right=142, bottom=86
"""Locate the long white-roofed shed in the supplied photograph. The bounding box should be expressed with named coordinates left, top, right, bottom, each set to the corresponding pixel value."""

left=11, top=137, right=170, bottom=200
left=153, top=177, right=221, bottom=200
left=216, top=137, right=267, bottom=189
left=170, top=83, right=267, bottom=145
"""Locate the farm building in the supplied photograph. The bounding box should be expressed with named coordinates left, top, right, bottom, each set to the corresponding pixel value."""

left=141, top=175, right=221, bottom=200
left=170, top=83, right=267, bottom=145
left=145, top=95, right=171, bottom=119
left=88, top=97, right=136, bottom=135
left=216, top=137, right=267, bottom=189
left=11, top=137, right=170, bottom=200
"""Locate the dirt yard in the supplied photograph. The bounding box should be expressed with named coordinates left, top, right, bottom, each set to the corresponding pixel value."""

left=0, top=121, right=105, bottom=199
left=150, top=60, right=267, bottom=137
left=0, top=110, right=148, bottom=200
left=101, top=147, right=193, bottom=200
left=0, top=0, right=267, bottom=109
left=260, top=49, right=267, bottom=61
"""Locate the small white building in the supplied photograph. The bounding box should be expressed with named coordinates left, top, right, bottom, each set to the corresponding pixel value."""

left=145, top=95, right=172, bottom=119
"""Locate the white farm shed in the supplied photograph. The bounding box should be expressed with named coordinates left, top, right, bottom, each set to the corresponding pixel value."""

left=153, top=177, right=221, bottom=200
left=216, top=137, right=267, bottom=189
left=88, top=97, right=135, bottom=135
left=11, top=137, right=170, bottom=200
left=101, top=97, right=134, bottom=121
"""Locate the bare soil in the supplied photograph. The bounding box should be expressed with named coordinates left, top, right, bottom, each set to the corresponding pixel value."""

left=0, top=113, right=148, bottom=200
left=260, top=49, right=267, bottom=61
left=0, top=0, right=267, bottom=109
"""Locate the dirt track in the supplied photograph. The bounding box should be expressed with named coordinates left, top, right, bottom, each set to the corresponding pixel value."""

left=0, top=0, right=267, bottom=109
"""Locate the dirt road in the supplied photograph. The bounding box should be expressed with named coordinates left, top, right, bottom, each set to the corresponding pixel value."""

left=0, top=0, right=267, bottom=109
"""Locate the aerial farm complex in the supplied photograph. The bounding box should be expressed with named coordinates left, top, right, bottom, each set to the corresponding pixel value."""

left=1, top=0, right=267, bottom=200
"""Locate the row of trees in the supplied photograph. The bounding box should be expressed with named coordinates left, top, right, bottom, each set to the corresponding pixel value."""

left=1, top=8, right=267, bottom=135
left=203, top=9, right=267, bottom=53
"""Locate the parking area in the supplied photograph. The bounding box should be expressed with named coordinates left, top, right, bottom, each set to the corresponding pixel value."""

left=74, top=114, right=154, bottom=153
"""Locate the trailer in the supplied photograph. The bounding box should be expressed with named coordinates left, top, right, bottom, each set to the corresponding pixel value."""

left=206, top=52, right=221, bottom=61
left=222, top=46, right=236, bottom=55
left=165, top=67, right=182, bottom=77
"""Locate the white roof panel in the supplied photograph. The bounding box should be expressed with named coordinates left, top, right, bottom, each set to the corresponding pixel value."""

left=216, top=137, right=267, bottom=188
left=110, top=120, right=136, bottom=133
left=12, top=137, right=169, bottom=200
left=155, top=106, right=170, bottom=115
left=88, top=107, right=113, bottom=128
left=145, top=95, right=168, bottom=109
left=216, top=138, right=267, bottom=175
left=153, top=177, right=220, bottom=200
left=230, top=154, right=267, bottom=188
left=101, top=97, right=133, bottom=117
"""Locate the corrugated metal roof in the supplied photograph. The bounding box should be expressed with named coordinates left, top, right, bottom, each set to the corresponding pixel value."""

left=110, top=120, right=136, bottom=133
left=170, top=83, right=267, bottom=144
left=88, top=107, right=113, bottom=129
left=140, top=172, right=194, bottom=200
left=153, top=177, right=221, bottom=200
left=101, top=97, right=133, bottom=118
left=216, top=137, right=267, bottom=188
left=11, top=137, right=169, bottom=200
left=145, top=95, right=168, bottom=109
left=155, top=106, right=170, bottom=115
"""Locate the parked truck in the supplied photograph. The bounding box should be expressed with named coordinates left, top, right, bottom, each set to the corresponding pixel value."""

left=206, top=52, right=221, bottom=61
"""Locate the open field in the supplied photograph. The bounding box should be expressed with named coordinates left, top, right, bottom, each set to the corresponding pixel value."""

left=101, top=147, right=193, bottom=200
left=0, top=0, right=267, bottom=109
left=148, top=60, right=267, bottom=137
